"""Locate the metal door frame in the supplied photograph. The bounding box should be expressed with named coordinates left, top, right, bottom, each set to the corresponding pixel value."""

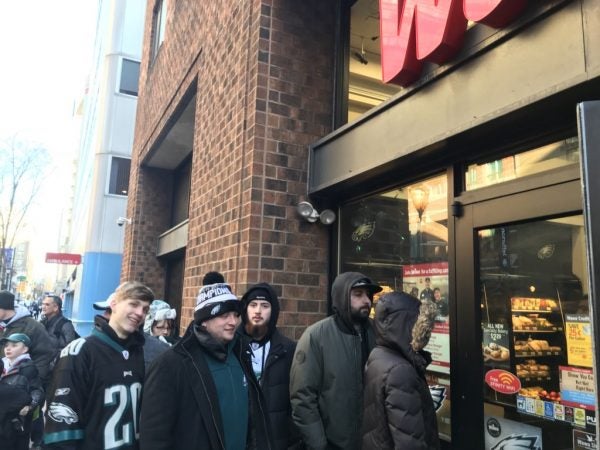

left=451, top=179, right=583, bottom=448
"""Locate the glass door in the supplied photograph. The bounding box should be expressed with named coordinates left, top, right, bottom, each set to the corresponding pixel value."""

left=453, top=180, right=597, bottom=449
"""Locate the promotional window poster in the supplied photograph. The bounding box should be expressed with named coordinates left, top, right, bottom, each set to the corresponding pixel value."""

left=403, top=262, right=450, bottom=373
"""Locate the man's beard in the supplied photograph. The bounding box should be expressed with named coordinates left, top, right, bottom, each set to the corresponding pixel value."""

left=247, top=322, right=269, bottom=340
left=350, top=306, right=370, bottom=323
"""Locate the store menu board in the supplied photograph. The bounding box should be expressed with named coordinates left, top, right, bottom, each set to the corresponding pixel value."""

left=565, top=315, right=593, bottom=368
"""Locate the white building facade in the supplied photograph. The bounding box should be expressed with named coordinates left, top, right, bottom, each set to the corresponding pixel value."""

left=65, top=0, right=145, bottom=335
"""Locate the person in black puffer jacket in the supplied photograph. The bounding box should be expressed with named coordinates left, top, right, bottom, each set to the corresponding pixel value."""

left=240, top=283, right=302, bottom=450
left=0, top=333, right=44, bottom=450
left=362, top=291, right=440, bottom=450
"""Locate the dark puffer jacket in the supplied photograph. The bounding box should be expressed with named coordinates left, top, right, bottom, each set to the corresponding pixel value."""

left=240, top=283, right=301, bottom=450
left=362, top=291, right=440, bottom=450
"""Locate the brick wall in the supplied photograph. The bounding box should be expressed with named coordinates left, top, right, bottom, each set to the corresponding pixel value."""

left=125, top=0, right=336, bottom=339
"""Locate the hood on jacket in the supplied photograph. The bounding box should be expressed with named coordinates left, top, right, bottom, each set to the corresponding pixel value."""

left=143, top=299, right=176, bottom=334
left=94, top=315, right=145, bottom=350
left=331, top=272, right=381, bottom=333
left=240, top=282, right=280, bottom=343
left=0, top=304, right=30, bottom=326
left=374, top=291, right=437, bottom=364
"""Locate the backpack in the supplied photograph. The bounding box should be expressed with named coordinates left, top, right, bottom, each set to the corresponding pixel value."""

left=48, top=317, right=80, bottom=372
left=53, top=316, right=80, bottom=343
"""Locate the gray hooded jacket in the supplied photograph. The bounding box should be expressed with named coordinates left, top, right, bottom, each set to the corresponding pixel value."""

left=362, top=291, right=440, bottom=450
left=290, top=272, right=377, bottom=450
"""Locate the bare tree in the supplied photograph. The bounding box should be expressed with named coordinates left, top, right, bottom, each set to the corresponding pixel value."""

left=0, top=136, right=50, bottom=290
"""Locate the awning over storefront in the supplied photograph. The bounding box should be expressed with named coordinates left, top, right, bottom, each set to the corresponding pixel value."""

left=309, top=1, right=599, bottom=199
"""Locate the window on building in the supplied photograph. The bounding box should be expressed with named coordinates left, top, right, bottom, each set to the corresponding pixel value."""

left=338, top=173, right=451, bottom=442
left=109, top=157, right=131, bottom=196
left=171, top=157, right=191, bottom=226
left=152, top=0, right=168, bottom=62
left=119, top=59, right=140, bottom=96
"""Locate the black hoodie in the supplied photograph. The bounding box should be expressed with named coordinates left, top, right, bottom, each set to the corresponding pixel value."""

left=240, top=283, right=302, bottom=450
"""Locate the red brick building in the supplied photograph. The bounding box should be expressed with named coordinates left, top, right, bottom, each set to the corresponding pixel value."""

left=123, top=1, right=336, bottom=338
left=125, top=1, right=600, bottom=447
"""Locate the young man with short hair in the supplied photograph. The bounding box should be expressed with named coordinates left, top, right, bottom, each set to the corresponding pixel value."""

left=43, top=281, right=154, bottom=449
left=140, top=282, right=272, bottom=449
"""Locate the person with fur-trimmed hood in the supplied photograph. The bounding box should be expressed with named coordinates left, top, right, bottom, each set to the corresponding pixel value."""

left=290, top=272, right=382, bottom=450
left=362, top=291, right=440, bottom=450
left=240, top=283, right=302, bottom=450
left=139, top=282, right=272, bottom=450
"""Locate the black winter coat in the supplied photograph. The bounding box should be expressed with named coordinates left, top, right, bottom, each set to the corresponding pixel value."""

left=0, top=310, right=55, bottom=384
left=362, top=292, right=440, bottom=450
left=41, top=313, right=79, bottom=350
left=240, top=283, right=301, bottom=450
left=139, top=323, right=272, bottom=450
left=0, top=358, right=44, bottom=408
left=250, top=330, right=299, bottom=450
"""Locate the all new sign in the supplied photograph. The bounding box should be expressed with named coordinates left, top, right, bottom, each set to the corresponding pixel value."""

left=380, top=0, right=527, bottom=86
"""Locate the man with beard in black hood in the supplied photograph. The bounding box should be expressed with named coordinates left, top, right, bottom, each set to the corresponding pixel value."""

left=240, top=283, right=301, bottom=450
left=290, top=272, right=382, bottom=450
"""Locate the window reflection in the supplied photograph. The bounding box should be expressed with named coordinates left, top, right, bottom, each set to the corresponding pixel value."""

left=348, top=0, right=401, bottom=122
left=466, top=137, right=579, bottom=191
left=338, top=173, right=451, bottom=441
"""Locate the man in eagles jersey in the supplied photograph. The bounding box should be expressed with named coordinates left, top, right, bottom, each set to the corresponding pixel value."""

left=43, top=281, right=153, bottom=450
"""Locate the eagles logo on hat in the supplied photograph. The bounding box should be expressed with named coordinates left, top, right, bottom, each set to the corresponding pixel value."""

left=194, top=283, right=240, bottom=323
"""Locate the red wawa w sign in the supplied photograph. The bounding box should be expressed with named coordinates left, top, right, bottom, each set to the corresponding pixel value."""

left=379, top=0, right=527, bottom=86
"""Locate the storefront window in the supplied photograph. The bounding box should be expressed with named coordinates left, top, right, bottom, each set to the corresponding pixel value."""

left=479, top=215, right=596, bottom=449
left=338, top=173, right=451, bottom=441
left=348, top=0, right=401, bottom=122
left=466, top=137, right=579, bottom=191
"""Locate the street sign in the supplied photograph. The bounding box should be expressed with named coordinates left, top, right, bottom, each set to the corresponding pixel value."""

left=45, top=252, right=82, bottom=265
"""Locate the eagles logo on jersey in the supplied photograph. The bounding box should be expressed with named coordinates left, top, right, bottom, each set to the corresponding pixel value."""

left=48, top=402, right=79, bottom=424
left=44, top=324, right=145, bottom=450
left=429, top=385, right=446, bottom=412
left=491, top=434, right=541, bottom=450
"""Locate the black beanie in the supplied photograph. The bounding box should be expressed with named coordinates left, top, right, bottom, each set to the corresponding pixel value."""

left=244, top=287, right=273, bottom=305
left=0, top=291, right=15, bottom=310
